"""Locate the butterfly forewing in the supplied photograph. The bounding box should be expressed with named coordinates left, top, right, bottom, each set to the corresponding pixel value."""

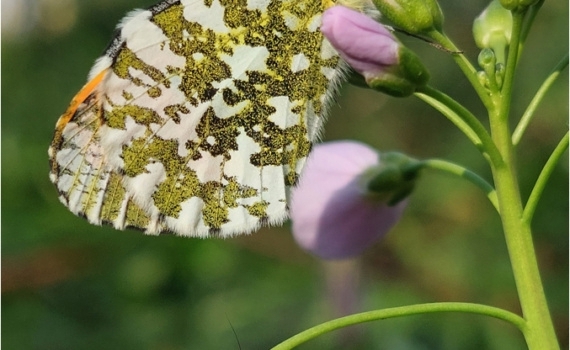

left=49, top=0, right=345, bottom=237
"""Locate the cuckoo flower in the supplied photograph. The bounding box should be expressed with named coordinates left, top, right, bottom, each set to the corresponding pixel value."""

left=291, top=141, right=419, bottom=260
left=321, top=6, right=399, bottom=80
left=321, top=6, right=430, bottom=97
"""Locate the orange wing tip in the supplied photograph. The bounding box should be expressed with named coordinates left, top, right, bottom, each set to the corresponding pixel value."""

left=55, top=69, right=108, bottom=129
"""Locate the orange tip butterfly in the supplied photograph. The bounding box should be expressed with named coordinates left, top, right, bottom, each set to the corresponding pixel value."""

left=49, top=0, right=369, bottom=237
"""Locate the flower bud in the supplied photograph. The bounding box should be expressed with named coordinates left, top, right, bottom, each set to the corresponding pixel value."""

left=495, top=63, right=505, bottom=88
left=477, top=48, right=502, bottom=90
left=473, top=0, right=512, bottom=64
left=321, top=6, right=399, bottom=77
left=366, top=46, right=430, bottom=97
left=478, top=48, right=496, bottom=68
left=321, top=6, right=430, bottom=97
left=499, top=0, right=539, bottom=11
left=477, top=70, right=490, bottom=88
left=364, top=152, right=422, bottom=205
left=372, top=0, right=444, bottom=35
left=291, top=141, right=411, bottom=260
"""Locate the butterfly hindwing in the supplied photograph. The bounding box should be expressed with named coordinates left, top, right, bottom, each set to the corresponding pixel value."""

left=49, top=69, right=156, bottom=232
left=50, top=0, right=345, bottom=237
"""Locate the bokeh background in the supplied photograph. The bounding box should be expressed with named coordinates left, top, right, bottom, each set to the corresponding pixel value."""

left=2, top=0, right=568, bottom=349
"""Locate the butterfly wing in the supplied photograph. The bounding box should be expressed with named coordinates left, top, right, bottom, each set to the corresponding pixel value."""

left=49, top=0, right=344, bottom=237
left=49, top=69, right=156, bottom=232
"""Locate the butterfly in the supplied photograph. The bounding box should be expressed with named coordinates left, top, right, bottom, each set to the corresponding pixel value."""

left=49, top=0, right=364, bottom=237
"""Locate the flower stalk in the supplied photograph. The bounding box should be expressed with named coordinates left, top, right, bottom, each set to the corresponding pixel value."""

left=512, top=54, right=569, bottom=146
left=272, top=302, right=526, bottom=349
left=487, top=120, right=560, bottom=348
left=485, top=4, right=559, bottom=346
left=280, top=0, right=566, bottom=347
left=523, top=132, right=569, bottom=225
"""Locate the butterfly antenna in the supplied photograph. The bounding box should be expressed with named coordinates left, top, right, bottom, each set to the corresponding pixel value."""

left=226, top=314, right=242, bottom=350
left=386, top=26, right=463, bottom=54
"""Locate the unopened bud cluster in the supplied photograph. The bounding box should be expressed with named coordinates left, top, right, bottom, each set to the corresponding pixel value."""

left=473, top=0, right=513, bottom=90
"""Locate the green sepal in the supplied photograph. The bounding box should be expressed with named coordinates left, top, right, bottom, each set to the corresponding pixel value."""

left=372, top=0, right=444, bottom=35
left=499, top=0, right=539, bottom=11
left=362, top=152, right=422, bottom=206
left=346, top=69, right=372, bottom=89
left=366, top=46, right=430, bottom=97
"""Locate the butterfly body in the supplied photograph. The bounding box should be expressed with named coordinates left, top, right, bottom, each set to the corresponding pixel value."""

left=49, top=0, right=350, bottom=237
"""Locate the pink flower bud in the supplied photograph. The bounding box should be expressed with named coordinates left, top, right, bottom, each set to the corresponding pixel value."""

left=321, top=6, right=399, bottom=80
left=291, top=141, right=407, bottom=260
left=321, top=6, right=430, bottom=97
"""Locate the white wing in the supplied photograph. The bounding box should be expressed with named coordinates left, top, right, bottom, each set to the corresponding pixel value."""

left=49, top=0, right=344, bottom=237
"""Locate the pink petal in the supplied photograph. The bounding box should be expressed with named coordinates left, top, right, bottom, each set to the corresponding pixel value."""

left=321, top=6, right=400, bottom=78
left=291, top=141, right=407, bottom=259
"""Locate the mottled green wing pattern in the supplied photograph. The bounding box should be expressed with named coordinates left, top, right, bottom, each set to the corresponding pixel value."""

left=49, top=0, right=346, bottom=237
left=49, top=71, right=154, bottom=231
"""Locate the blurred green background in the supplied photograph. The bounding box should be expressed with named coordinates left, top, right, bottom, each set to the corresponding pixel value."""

left=2, top=0, right=568, bottom=349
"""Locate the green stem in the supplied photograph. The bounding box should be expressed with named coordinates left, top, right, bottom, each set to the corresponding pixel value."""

left=519, top=0, right=545, bottom=51
left=415, top=90, right=479, bottom=145
left=415, top=85, right=503, bottom=167
left=487, top=10, right=559, bottom=348
left=523, top=132, right=569, bottom=225
left=512, top=55, right=569, bottom=146
left=488, top=119, right=559, bottom=349
left=272, top=302, right=526, bottom=350
left=420, top=159, right=499, bottom=211
left=500, top=11, right=525, bottom=104
left=427, top=30, right=493, bottom=110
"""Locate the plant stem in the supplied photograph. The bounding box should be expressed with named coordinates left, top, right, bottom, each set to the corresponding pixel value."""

left=272, top=302, right=525, bottom=350
left=512, top=55, right=569, bottom=146
left=415, top=90, right=481, bottom=146
left=488, top=116, right=559, bottom=349
left=500, top=11, right=524, bottom=104
left=487, top=10, right=559, bottom=349
left=519, top=0, right=546, bottom=52
left=523, top=132, right=569, bottom=224
left=415, top=85, right=503, bottom=167
left=427, top=30, right=493, bottom=110
left=420, top=158, right=499, bottom=211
